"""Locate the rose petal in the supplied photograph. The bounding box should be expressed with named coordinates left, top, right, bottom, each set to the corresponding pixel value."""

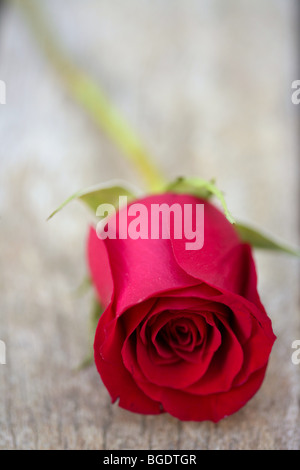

left=135, top=365, right=268, bottom=422
left=94, top=306, right=162, bottom=414
left=233, top=318, right=275, bottom=386
left=170, top=198, right=242, bottom=293
left=87, top=227, right=114, bottom=308
left=184, top=316, right=244, bottom=395
left=134, top=314, right=222, bottom=389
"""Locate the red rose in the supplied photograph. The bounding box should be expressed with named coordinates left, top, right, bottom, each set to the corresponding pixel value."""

left=87, top=193, right=276, bottom=422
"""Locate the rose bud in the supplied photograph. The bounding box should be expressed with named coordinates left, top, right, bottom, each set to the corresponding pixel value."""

left=87, top=193, right=276, bottom=422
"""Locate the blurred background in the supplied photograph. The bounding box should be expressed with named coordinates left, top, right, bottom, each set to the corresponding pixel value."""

left=0, top=0, right=299, bottom=449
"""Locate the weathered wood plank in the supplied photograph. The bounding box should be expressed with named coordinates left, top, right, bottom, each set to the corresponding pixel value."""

left=0, top=0, right=299, bottom=450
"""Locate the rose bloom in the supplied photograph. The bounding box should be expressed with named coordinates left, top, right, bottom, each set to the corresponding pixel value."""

left=87, top=193, right=276, bottom=422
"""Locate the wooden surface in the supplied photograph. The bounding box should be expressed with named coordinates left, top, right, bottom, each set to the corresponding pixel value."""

left=0, top=0, right=299, bottom=450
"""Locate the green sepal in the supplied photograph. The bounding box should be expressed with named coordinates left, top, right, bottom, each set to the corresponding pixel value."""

left=165, top=177, right=235, bottom=224
left=47, top=179, right=141, bottom=220
left=74, top=275, right=92, bottom=297
left=235, top=222, right=300, bottom=257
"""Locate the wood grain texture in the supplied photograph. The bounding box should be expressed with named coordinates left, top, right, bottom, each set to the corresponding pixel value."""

left=0, top=0, right=299, bottom=450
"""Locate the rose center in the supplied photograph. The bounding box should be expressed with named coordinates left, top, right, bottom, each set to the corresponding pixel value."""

left=157, top=318, right=201, bottom=353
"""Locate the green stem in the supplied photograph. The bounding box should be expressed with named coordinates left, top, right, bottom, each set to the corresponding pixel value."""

left=13, top=0, right=167, bottom=193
